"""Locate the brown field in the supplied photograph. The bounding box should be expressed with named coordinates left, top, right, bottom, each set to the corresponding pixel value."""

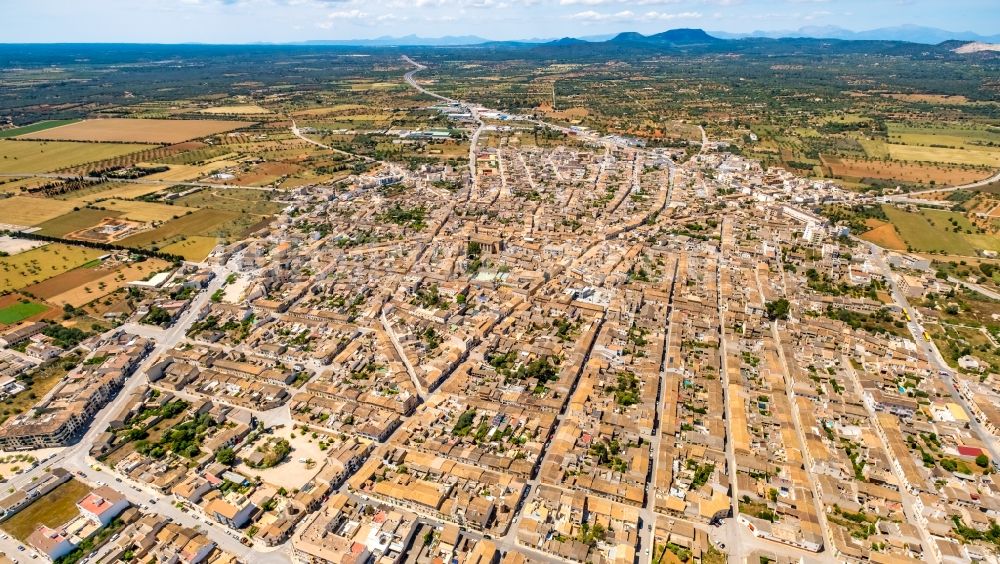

left=199, top=105, right=271, bottom=115
left=861, top=222, right=907, bottom=250
left=822, top=155, right=992, bottom=185
left=118, top=208, right=240, bottom=249
left=0, top=196, right=78, bottom=227
left=231, top=161, right=302, bottom=186
left=47, top=258, right=170, bottom=307
left=159, top=236, right=219, bottom=261
left=140, top=160, right=241, bottom=183
left=883, top=93, right=970, bottom=105
left=18, top=118, right=253, bottom=144
left=61, top=182, right=167, bottom=204
left=0, top=244, right=104, bottom=293
left=291, top=104, right=368, bottom=117
left=98, top=199, right=199, bottom=222
left=23, top=266, right=109, bottom=299
left=35, top=208, right=123, bottom=237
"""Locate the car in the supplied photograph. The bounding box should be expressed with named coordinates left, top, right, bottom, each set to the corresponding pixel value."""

left=18, top=545, right=25, bottom=551
left=719, top=543, right=725, bottom=550
left=240, top=538, right=252, bottom=547
left=114, top=477, right=122, bottom=482
left=149, top=498, right=157, bottom=505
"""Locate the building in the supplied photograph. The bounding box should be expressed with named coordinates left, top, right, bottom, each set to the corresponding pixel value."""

left=78, top=486, right=130, bottom=526
left=27, top=526, right=76, bottom=561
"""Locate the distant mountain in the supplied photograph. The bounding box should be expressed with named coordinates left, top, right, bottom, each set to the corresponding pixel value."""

left=296, top=26, right=999, bottom=49
left=610, top=28, right=722, bottom=46
left=710, top=25, right=1000, bottom=45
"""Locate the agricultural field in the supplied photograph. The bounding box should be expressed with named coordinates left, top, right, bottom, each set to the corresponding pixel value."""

left=54, top=181, right=165, bottom=204
left=881, top=205, right=1000, bottom=256
left=199, top=105, right=271, bottom=115
left=0, top=243, right=105, bottom=292
left=822, top=156, right=991, bottom=186
left=0, top=196, right=78, bottom=226
left=887, top=144, right=1000, bottom=167
left=17, top=118, right=252, bottom=144
left=42, top=258, right=171, bottom=307
left=174, top=187, right=285, bottom=215
left=0, top=140, right=154, bottom=174
left=0, top=119, right=81, bottom=139
left=24, top=265, right=111, bottom=300
left=34, top=207, right=123, bottom=237
left=159, top=236, right=219, bottom=262
left=96, top=199, right=199, bottom=223
left=117, top=208, right=242, bottom=249
left=0, top=299, right=49, bottom=324
left=139, top=160, right=241, bottom=183
left=859, top=220, right=906, bottom=250
left=0, top=479, right=91, bottom=542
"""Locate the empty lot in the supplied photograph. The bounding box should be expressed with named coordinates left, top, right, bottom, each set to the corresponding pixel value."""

left=18, top=118, right=253, bottom=144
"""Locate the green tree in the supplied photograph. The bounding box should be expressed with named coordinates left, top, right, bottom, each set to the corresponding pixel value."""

left=765, top=299, right=790, bottom=320
left=216, top=447, right=236, bottom=465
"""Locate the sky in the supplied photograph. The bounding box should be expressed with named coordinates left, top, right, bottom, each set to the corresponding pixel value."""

left=3, top=0, right=998, bottom=43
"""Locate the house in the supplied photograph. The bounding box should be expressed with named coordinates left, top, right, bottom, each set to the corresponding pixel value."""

left=78, top=486, right=130, bottom=526
left=27, top=526, right=76, bottom=560
left=206, top=494, right=256, bottom=529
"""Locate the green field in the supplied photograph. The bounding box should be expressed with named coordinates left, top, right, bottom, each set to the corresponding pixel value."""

left=0, top=120, right=80, bottom=139
left=882, top=205, right=1000, bottom=256
left=1, top=479, right=91, bottom=542
left=887, top=123, right=1000, bottom=149
left=0, top=140, right=154, bottom=174
left=0, top=301, right=48, bottom=324
left=0, top=243, right=105, bottom=292
left=35, top=208, right=124, bottom=237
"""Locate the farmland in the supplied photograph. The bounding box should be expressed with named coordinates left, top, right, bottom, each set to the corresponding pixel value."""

left=0, top=120, right=80, bottom=139
left=199, top=105, right=271, bottom=115
left=860, top=222, right=906, bottom=250
left=17, top=118, right=253, bottom=144
left=0, top=140, right=154, bottom=174
left=0, top=196, right=78, bottom=226
left=159, top=236, right=219, bottom=261
left=822, top=156, right=991, bottom=186
left=0, top=243, right=105, bottom=292
left=881, top=205, right=1000, bottom=256
left=118, top=208, right=242, bottom=249
left=44, top=258, right=171, bottom=307
left=887, top=144, right=1000, bottom=167
left=35, top=207, right=124, bottom=237
left=0, top=300, right=48, bottom=324
left=55, top=181, right=165, bottom=204
left=96, top=199, right=199, bottom=223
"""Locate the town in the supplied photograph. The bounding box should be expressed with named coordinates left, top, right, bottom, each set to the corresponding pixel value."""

left=0, top=52, right=998, bottom=564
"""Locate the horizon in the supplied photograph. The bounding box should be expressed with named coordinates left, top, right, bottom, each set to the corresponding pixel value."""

left=4, top=0, right=999, bottom=44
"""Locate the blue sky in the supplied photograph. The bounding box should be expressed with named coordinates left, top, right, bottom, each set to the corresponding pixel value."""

left=4, top=0, right=997, bottom=42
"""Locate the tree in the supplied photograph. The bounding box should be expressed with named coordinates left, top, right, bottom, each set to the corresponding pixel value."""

left=216, top=447, right=236, bottom=465
left=977, top=454, right=990, bottom=468
left=765, top=299, right=790, bottom=320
